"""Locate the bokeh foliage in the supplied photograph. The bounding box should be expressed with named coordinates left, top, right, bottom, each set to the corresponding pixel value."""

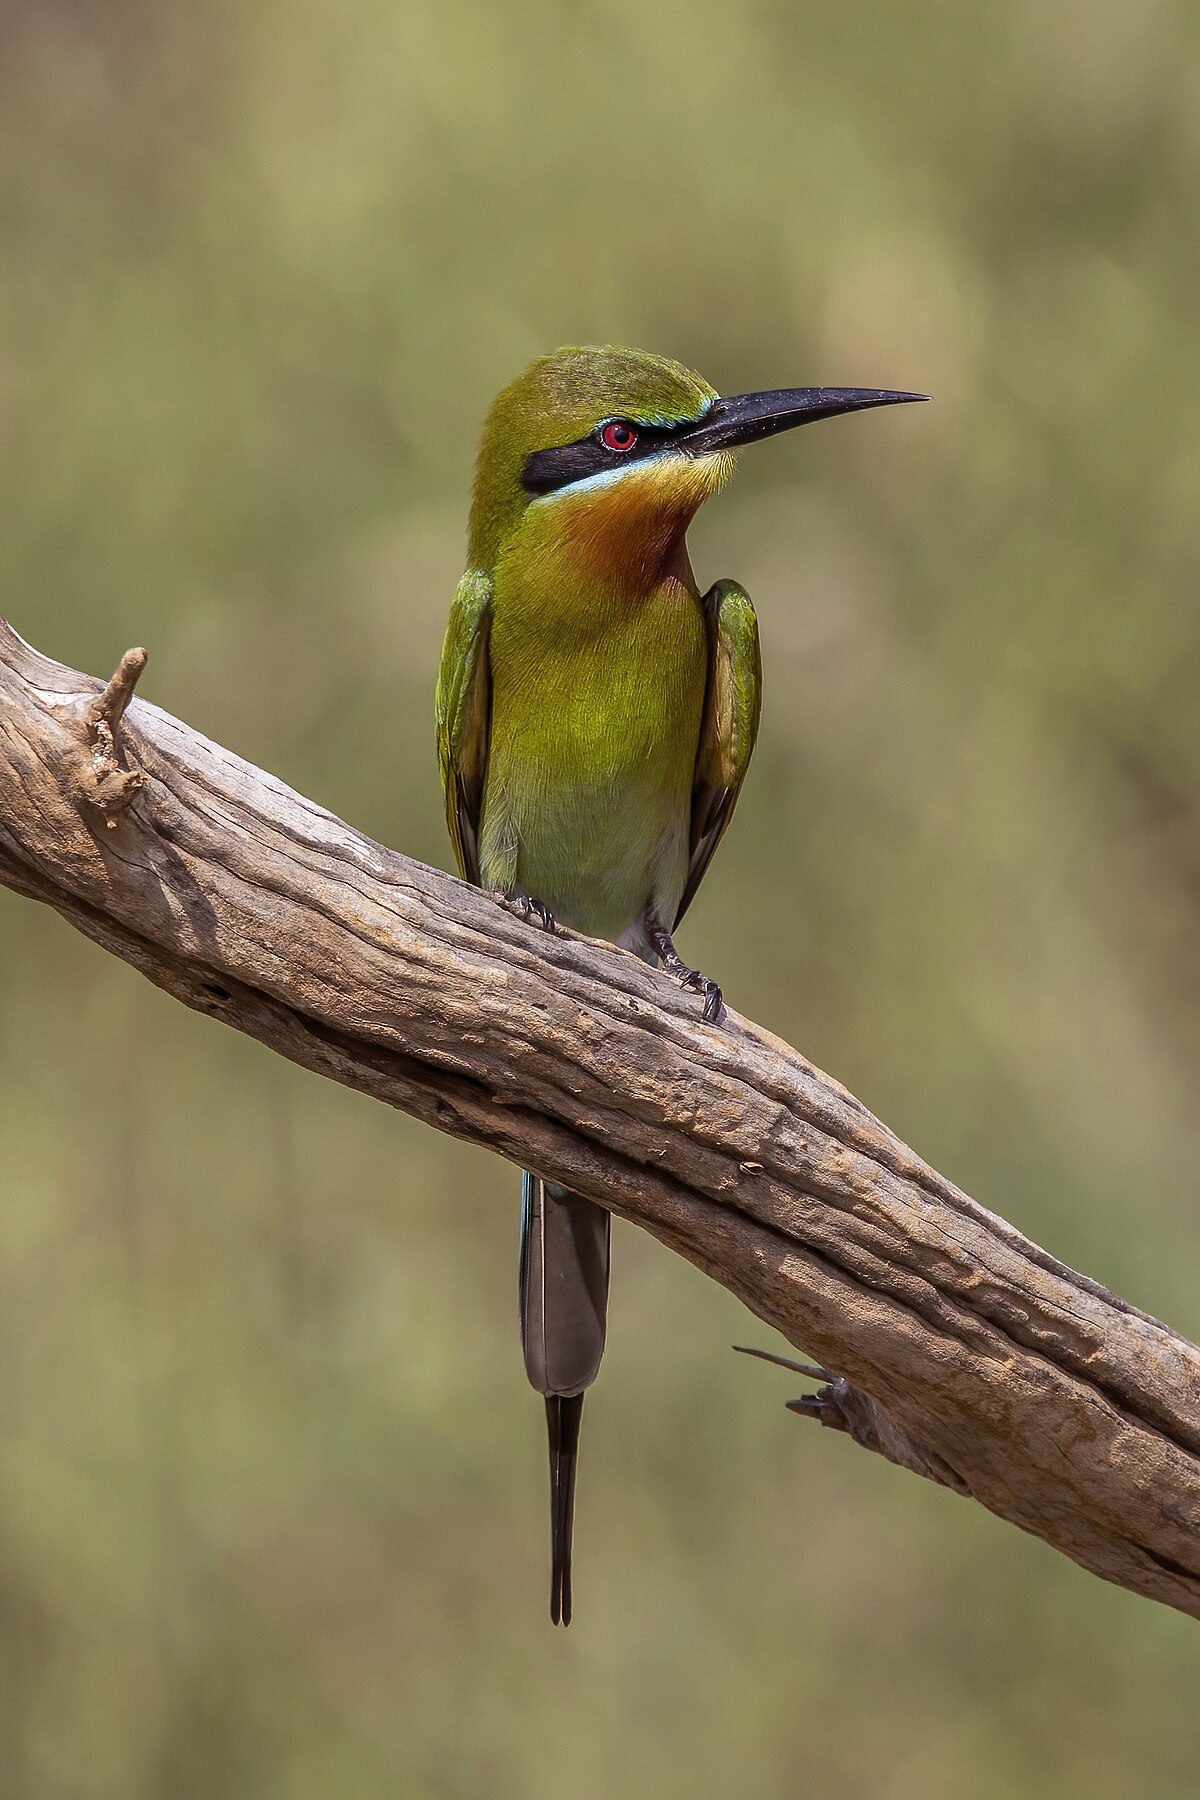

left=2, top=1, right=1200, bottom=1794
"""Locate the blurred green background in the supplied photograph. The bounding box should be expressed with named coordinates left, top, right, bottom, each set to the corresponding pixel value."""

left=2, top=1, right=1200, bottom=1795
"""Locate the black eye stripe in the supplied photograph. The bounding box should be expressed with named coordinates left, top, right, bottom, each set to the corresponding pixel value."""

left=521, top=420, right=682, bottom=497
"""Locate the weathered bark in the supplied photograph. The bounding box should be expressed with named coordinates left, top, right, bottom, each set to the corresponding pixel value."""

left=1, top=617, right=1198, bottom=1619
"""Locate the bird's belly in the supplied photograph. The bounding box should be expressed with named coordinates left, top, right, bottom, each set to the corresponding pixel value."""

left=482, top=600, right=706, bottom=941
left=505, top=755, right=690, bottom=942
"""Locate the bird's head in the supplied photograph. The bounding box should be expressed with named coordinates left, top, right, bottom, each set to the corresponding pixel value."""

left=468, top=345, right=924, bottom=586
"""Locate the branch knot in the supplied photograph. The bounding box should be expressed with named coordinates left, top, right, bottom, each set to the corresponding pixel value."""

left=77, top=647, right=148, bottom=825
left=734, top=1346, right=970, bottom=1494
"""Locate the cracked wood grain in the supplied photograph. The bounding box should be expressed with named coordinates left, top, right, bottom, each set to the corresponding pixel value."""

left=1, top=617, right=1199, bottom=1619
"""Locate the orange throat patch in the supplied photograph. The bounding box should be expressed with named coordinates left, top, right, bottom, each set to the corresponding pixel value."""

left=552, top=451, right=734, bottom=589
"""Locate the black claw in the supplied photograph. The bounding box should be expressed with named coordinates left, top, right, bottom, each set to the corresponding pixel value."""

left=675, top=967, right=721, bottom=1022
left=506, top=893, right=556, bottom=933
left=676, top=964, right=723, bottom=1022
left=641, top=908, right=724, bottom=1026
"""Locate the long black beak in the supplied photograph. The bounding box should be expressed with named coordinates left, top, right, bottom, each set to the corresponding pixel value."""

left=679, top=387, right=928, bottom=456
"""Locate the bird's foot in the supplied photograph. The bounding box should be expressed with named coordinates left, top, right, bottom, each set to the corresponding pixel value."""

left=682, top=966, right=723, bottom=1025
left=489, top=889, right=557, bottom=933
left=642, top=909, right=723, bottom=1023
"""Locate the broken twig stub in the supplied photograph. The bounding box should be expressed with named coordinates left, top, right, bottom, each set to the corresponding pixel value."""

left=74, top=645, right=148, bottom=823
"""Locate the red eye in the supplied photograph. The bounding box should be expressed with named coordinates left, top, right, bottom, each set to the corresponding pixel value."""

left=601, top=420, right=638, bottom=453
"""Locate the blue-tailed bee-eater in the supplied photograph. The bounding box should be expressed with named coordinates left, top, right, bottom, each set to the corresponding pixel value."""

left=437, top=346, right=924, bottom=1622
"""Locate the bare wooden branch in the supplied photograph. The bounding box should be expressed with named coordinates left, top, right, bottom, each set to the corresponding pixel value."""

left=1, top=617, right=1198, bottom=1619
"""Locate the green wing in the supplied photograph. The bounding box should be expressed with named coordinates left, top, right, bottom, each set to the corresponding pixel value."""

left=676, top=579, right=762, bottom=927
left=435, top=568, right=493, bottom=886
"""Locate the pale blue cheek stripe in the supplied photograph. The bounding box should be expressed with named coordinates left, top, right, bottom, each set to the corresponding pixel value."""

left=530, top=451, right=675, bottom=502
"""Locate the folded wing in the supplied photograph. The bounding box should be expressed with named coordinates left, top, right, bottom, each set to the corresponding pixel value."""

left=676, top=579, right=762, bottom=926
left=435, top=568, right=493, bottom=886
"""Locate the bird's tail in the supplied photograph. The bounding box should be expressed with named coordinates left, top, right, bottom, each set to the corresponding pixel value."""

left=519, top=1173, right=610, bottom=1626
left=544, top=1392, right=583, bottom=1627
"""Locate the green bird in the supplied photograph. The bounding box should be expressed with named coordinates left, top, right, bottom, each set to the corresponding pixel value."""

left=436, top=346, right=923, bottom=1623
